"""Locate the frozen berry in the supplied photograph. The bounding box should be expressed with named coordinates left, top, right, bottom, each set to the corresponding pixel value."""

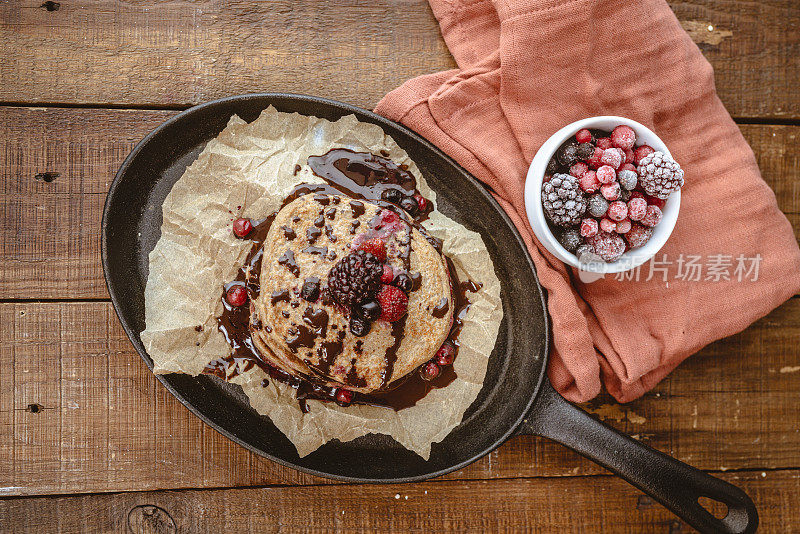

left=597, top=137, right=613, bottom=150
left=570, top=161, right=588, bottom=178
left=617, top=169, right=638, bottom=191
left=546, top=158, right=559, bottom=175
left=588, top=232, right=626, bottom=262
left=233, top=218, right=253, bottom=238
left=611, top=125, right=636, bottom=150
left=575, top=243, right=597, bottom=261
left=629, top=190, right=645, bottom=200
left=587, top=147, right=604, bottom=169
left=335, top=389, right=353, bottom=406
left=435, top=342, right=456, bottom=366
left=600, top=182, right=621, bottom=201
left=601, top=148, right=623, bottom=169
left=420, top=361, right=441, bottom=381
left=392, top=272, right=413, bottom=292
left=557, top=228, right=582, bottom=252
left=623, top=148, right=635, bottom=164
left=641, top=205, right=663, bottom=227
left=596, top=165, right=616, bottom=184
left=226, top=285, right=247, bottom=307
left=358, top=238, right=387, bottom=262
left=637, top=151, right=684, bottom=199
left=328, top=250, right=383, bottom=307
left=615, top=218, right=632, bottom=234
left=414, top=194, right=428, bottom=212
left=579, top=170, right=600, bottom=193
left=645, top=195, right=666, bottom=209
left=381, top=264, right=394, bottom=284
left=557, top=142, right=580, bottom=166
left=358, top=300, right=381, bottom=321
left=575, top=129, right=592, bottom=144
left=627, top=197, right=647, bottom=221
left=580, top=218, right=599, bottom=238
left=634, top=145, right=655, bottom=164
left=350, top=315, right=371, bottom=337
left=587, top=194, right=609, bottom=218
left=576, top=142, right=595, bottom=160
left=600, top=218, right=617, bottom=233
left=377, top=284, right=408, bottom=322
left=620, top=162, right=636, bottom=173
left=607, top=201, right=628, bottom=221
left=542, top=174, right=588, bottom=227
left=626, top=223, right=653, bottom=248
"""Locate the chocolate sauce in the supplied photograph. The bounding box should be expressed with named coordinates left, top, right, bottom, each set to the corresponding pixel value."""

left=306, top=226, right=322, bottom=243
left=380, top=315, right=407, bottom=388
left=286, top=323, right=316, bottom=353
left=278, top=249, right=300, bottom=277
left=303, top=306, right=329, bottom=337
left=324, top=224, right=337, bottom=242
left=313, top=214, right=325, bottom=227
left=302, top=245, right=328, bottom=256
left=350, top=200, right=365, bottom=218
left=432, top=297, right=449, bottom=318
left=281, top=225, right=296, bottom=240
left=325, top=207, right=337, bottom=219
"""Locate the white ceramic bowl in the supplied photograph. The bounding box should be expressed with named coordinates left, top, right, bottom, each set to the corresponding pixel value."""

left=524, top=116, right=680, bottom=274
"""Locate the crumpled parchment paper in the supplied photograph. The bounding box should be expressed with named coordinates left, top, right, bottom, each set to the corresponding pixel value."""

left=140, top=107, right=502, bottom=459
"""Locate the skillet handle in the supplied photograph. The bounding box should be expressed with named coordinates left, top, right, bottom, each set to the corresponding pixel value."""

left=518, top=381, right=758, bottom=534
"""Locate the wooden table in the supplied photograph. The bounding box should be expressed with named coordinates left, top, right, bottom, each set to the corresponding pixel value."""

left=1, top=1, right=798, bottom=532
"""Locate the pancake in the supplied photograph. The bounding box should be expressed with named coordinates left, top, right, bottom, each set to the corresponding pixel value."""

left=249, top=193, right=454, bottom=393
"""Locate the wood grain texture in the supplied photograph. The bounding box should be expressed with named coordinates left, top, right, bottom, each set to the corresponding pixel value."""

left=0, top=470, right=797, bottom=533
left=1, top=299, right=798, bottom=496
left=1, top=107, right=798, bottom=300
left=0, top=1, right=798, bottom=118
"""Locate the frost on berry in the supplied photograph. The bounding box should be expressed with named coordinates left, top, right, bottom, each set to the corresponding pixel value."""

left=615, top=218, right=632, bottom=234
left=600, top=182, right=621, bottom=201
left=607, top=201, right=628, bottom=221
left=541, top=173, right=587, bottom=226
left=618, top=169, right=638, bottom=191
left=596, top=165, right=616, bottom=184
left=557, top=228, right=582, bottom=252
left=637, top=151, right=684, bottom=200
left=588, top=194, right=609, bottom=218
left=600, top=148, right=623, bottom=169
left=600, top=218, right=617, bottom=233
left=589, top=232, right=626, bottom=262
left=640, top=205, right=663, bottom=227
left=579, top=170, right=600, bottom=193
left=627, top=197, right=647, bottom=221
left=626, top=223, right=653, bottom=248
left=580, top=218, right=598, bottom=238
left=611, top=125, right=636, bottom=150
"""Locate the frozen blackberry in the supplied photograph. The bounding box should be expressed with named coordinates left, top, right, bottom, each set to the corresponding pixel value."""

left=557, top=228, right=582, bottom=252
left=542, top=173, right=587, bottom=226
left=587, top=193, right=609, bottom=218
left=576, top=142, right=595, bottom=160
left=327, top=250, right=383, bottom=308
left=637, top=151, right=684, bottom=199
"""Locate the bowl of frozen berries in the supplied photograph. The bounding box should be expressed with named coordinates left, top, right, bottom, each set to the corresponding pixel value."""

left=524, top=117, right=684, bottom=273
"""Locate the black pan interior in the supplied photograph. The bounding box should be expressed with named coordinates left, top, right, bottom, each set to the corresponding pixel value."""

left=102, top=94, right=549, bottom=482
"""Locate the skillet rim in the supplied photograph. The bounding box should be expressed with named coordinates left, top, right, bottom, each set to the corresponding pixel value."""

left=101, top=92, right=550, bottom=483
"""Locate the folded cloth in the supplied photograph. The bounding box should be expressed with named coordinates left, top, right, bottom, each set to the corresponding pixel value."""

left=375, top=0, right=800, bottom=402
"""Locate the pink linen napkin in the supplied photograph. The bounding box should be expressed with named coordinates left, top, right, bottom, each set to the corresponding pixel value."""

left=375, top=0, right=800, bottom=402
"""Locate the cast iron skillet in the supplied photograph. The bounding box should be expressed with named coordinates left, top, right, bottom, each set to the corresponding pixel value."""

left=102, top=93, right=758, bottom=533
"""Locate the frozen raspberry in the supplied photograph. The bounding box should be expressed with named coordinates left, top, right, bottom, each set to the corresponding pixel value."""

left=641, top=205, right=663, bottom=227
left=414, top=194, right=428, bottom=212
left=579, top=170, right=600, bottom=193
left=420, top=361, right=441, bottom=381
left=580, top=218, right=598, bottom=238
left=435, top=342, right=456, bottom=366
left=596, top=165, right=616, bottom=184
left=557, top=228, right=583, bottom=252
left=587, top=147, right=604, bottom=169
left=232, top=218, right=253, bottom=238
left=358, top=238, right=387, bottom=262
left=634, top=145, right=655, bottom=164
left=615, top=218, right=632, bottom=234
left=335, top=389, right=353, bottom=406
left=622, top=148, right=634, bottom=164
left=226, top=285, right=247, bottom=307
left=570, top=161, right=589, bottom=178
left=627, top=197, right=647, bottom=221
left=587, top=194, right=609, bottom=218
left=617, top=169, right=638, bottom=191
left=607, top=201, right=628, bottom=221
left=377, top=284, right=408, bottom=322
left=626, top=223, right=653, bottom=248
left=645, top=194, right=666, bottom=209
left=600, top=182, right=621, bottom=201
left=381, top=264, right=394, bottom=284
left=620, top=163, right=636, bottom=173
left=611, top=125, right=636, bottom=150
left=575, top=129, right=592, bottom=144
left=600, top=218, right=617, bottom=233
left=600, top=148, right=623, bottom=169
left=597, top=137, right=613, bottom=150
left=588, top=232, right=626, bottom=262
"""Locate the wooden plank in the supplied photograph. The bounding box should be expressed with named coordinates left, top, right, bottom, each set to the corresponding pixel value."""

left=0, top=1, right=798, bottom=118
left=0, top=299, right=798, bottom=496
left=1, top=107, right=798, bottom=300
left=0, top=469, right=796, bottom=533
